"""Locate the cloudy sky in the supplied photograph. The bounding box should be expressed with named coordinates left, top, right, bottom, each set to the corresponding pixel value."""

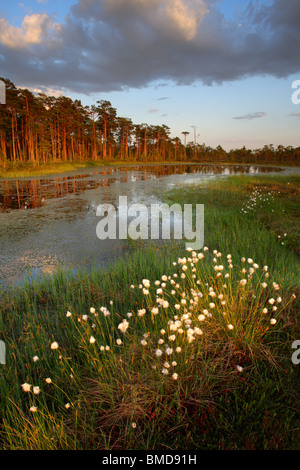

left=0, top=0, right=300, bottom=150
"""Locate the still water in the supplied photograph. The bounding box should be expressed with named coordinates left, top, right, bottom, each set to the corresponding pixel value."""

left=0, top=163, right=291, bottom=290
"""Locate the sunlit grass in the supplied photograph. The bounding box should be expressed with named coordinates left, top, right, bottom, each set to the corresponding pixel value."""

left=162, top=174, right=300, bottom=280
left=0, top=243, right=298, bottom=449
left=1, top=160, right=299, bottom=180
left=0, top=160, right=107, bottom=179
left=0, top=173, right=299, bottom=450
left=0, top=160, right=196, bottom=178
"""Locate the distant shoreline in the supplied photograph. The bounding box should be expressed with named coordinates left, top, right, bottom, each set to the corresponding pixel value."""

left=1, top=159, right=299, bottom=180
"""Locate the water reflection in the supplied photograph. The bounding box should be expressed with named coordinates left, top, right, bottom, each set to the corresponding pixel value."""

left=0, top=163, right=287, bottom=290
left=0, top=164, right=283, bottom=212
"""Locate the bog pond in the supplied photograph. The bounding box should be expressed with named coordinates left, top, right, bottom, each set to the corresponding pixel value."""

left=0, top=163, right=293, bottom=290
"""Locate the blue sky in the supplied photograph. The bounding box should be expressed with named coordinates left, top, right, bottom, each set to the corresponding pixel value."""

left=0, top=0, right=299, bottom=150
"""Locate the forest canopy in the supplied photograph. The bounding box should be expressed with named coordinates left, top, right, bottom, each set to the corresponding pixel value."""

left=0, top=78, right=299, bottom=165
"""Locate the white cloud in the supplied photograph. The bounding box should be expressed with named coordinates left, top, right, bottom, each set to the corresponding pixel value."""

left=18, top=85, right=65, bottom=97
left=101, top=0, right=208, bottom=41
left=233, top=112, right=267, bottom=120
left=163, top=0, right=208, bottom=41
left=0, top=13, right=61, bottom=49
left=0, top=0, right=299, bottom=94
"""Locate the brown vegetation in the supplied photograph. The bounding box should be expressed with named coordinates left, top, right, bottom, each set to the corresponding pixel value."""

left=1, top=78, right=300, bottom=166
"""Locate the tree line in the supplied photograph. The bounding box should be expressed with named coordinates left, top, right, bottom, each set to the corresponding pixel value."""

left=0, top=78, right=299, bottom=165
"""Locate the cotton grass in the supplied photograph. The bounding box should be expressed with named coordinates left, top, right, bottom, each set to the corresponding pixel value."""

left=17, top=245, right=297, bottom=429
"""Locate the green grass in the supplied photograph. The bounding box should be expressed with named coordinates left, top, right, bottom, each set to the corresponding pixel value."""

left=0, top=159, right=191, bottom=179
left=1, top=159, right=299, bottom=179
left=0, top=174, right=299, bottom=450
left=163, top=174, right=300, bottom=273
left=0, top=160, right=107, bottom=179
left=0, top=159, right=197, bottom=179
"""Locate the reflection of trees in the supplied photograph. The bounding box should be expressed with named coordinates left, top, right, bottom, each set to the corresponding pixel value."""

left=1, top=78, right=298, bottom=166
left=0, top=164, right=283, bottom=212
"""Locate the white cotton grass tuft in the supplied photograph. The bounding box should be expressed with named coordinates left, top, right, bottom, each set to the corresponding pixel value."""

left=20, top=246, right=296, bottom=418
left=21, top=383, right=31, bottom=392
left=123, top=247, right=294, bottom=382
left=118, top=320, right=129, bottom=333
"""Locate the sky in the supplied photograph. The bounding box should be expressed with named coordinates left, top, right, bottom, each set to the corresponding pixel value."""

left=0, top=0, right=300, bottom=151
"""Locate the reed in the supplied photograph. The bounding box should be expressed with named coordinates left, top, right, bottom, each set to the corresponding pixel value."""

left=0, top=174, right=299, bottom=450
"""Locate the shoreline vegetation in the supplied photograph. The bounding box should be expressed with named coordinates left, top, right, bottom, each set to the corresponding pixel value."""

left=0, top=77, right=300, bottom=178
left=0, top=174, right=299, bottom=450
left=0, top=159, right=299, bottom=180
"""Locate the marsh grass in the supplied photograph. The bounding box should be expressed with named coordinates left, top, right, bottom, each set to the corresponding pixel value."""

left=0, top=159, right=193, bottom=179
left=1, top=160, right=299, bottom=180
left=163, top=174, right=300, bottom=284
left=0, top=174, right=299, bottom=450
left=0, top=160, right=104, bottom=179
